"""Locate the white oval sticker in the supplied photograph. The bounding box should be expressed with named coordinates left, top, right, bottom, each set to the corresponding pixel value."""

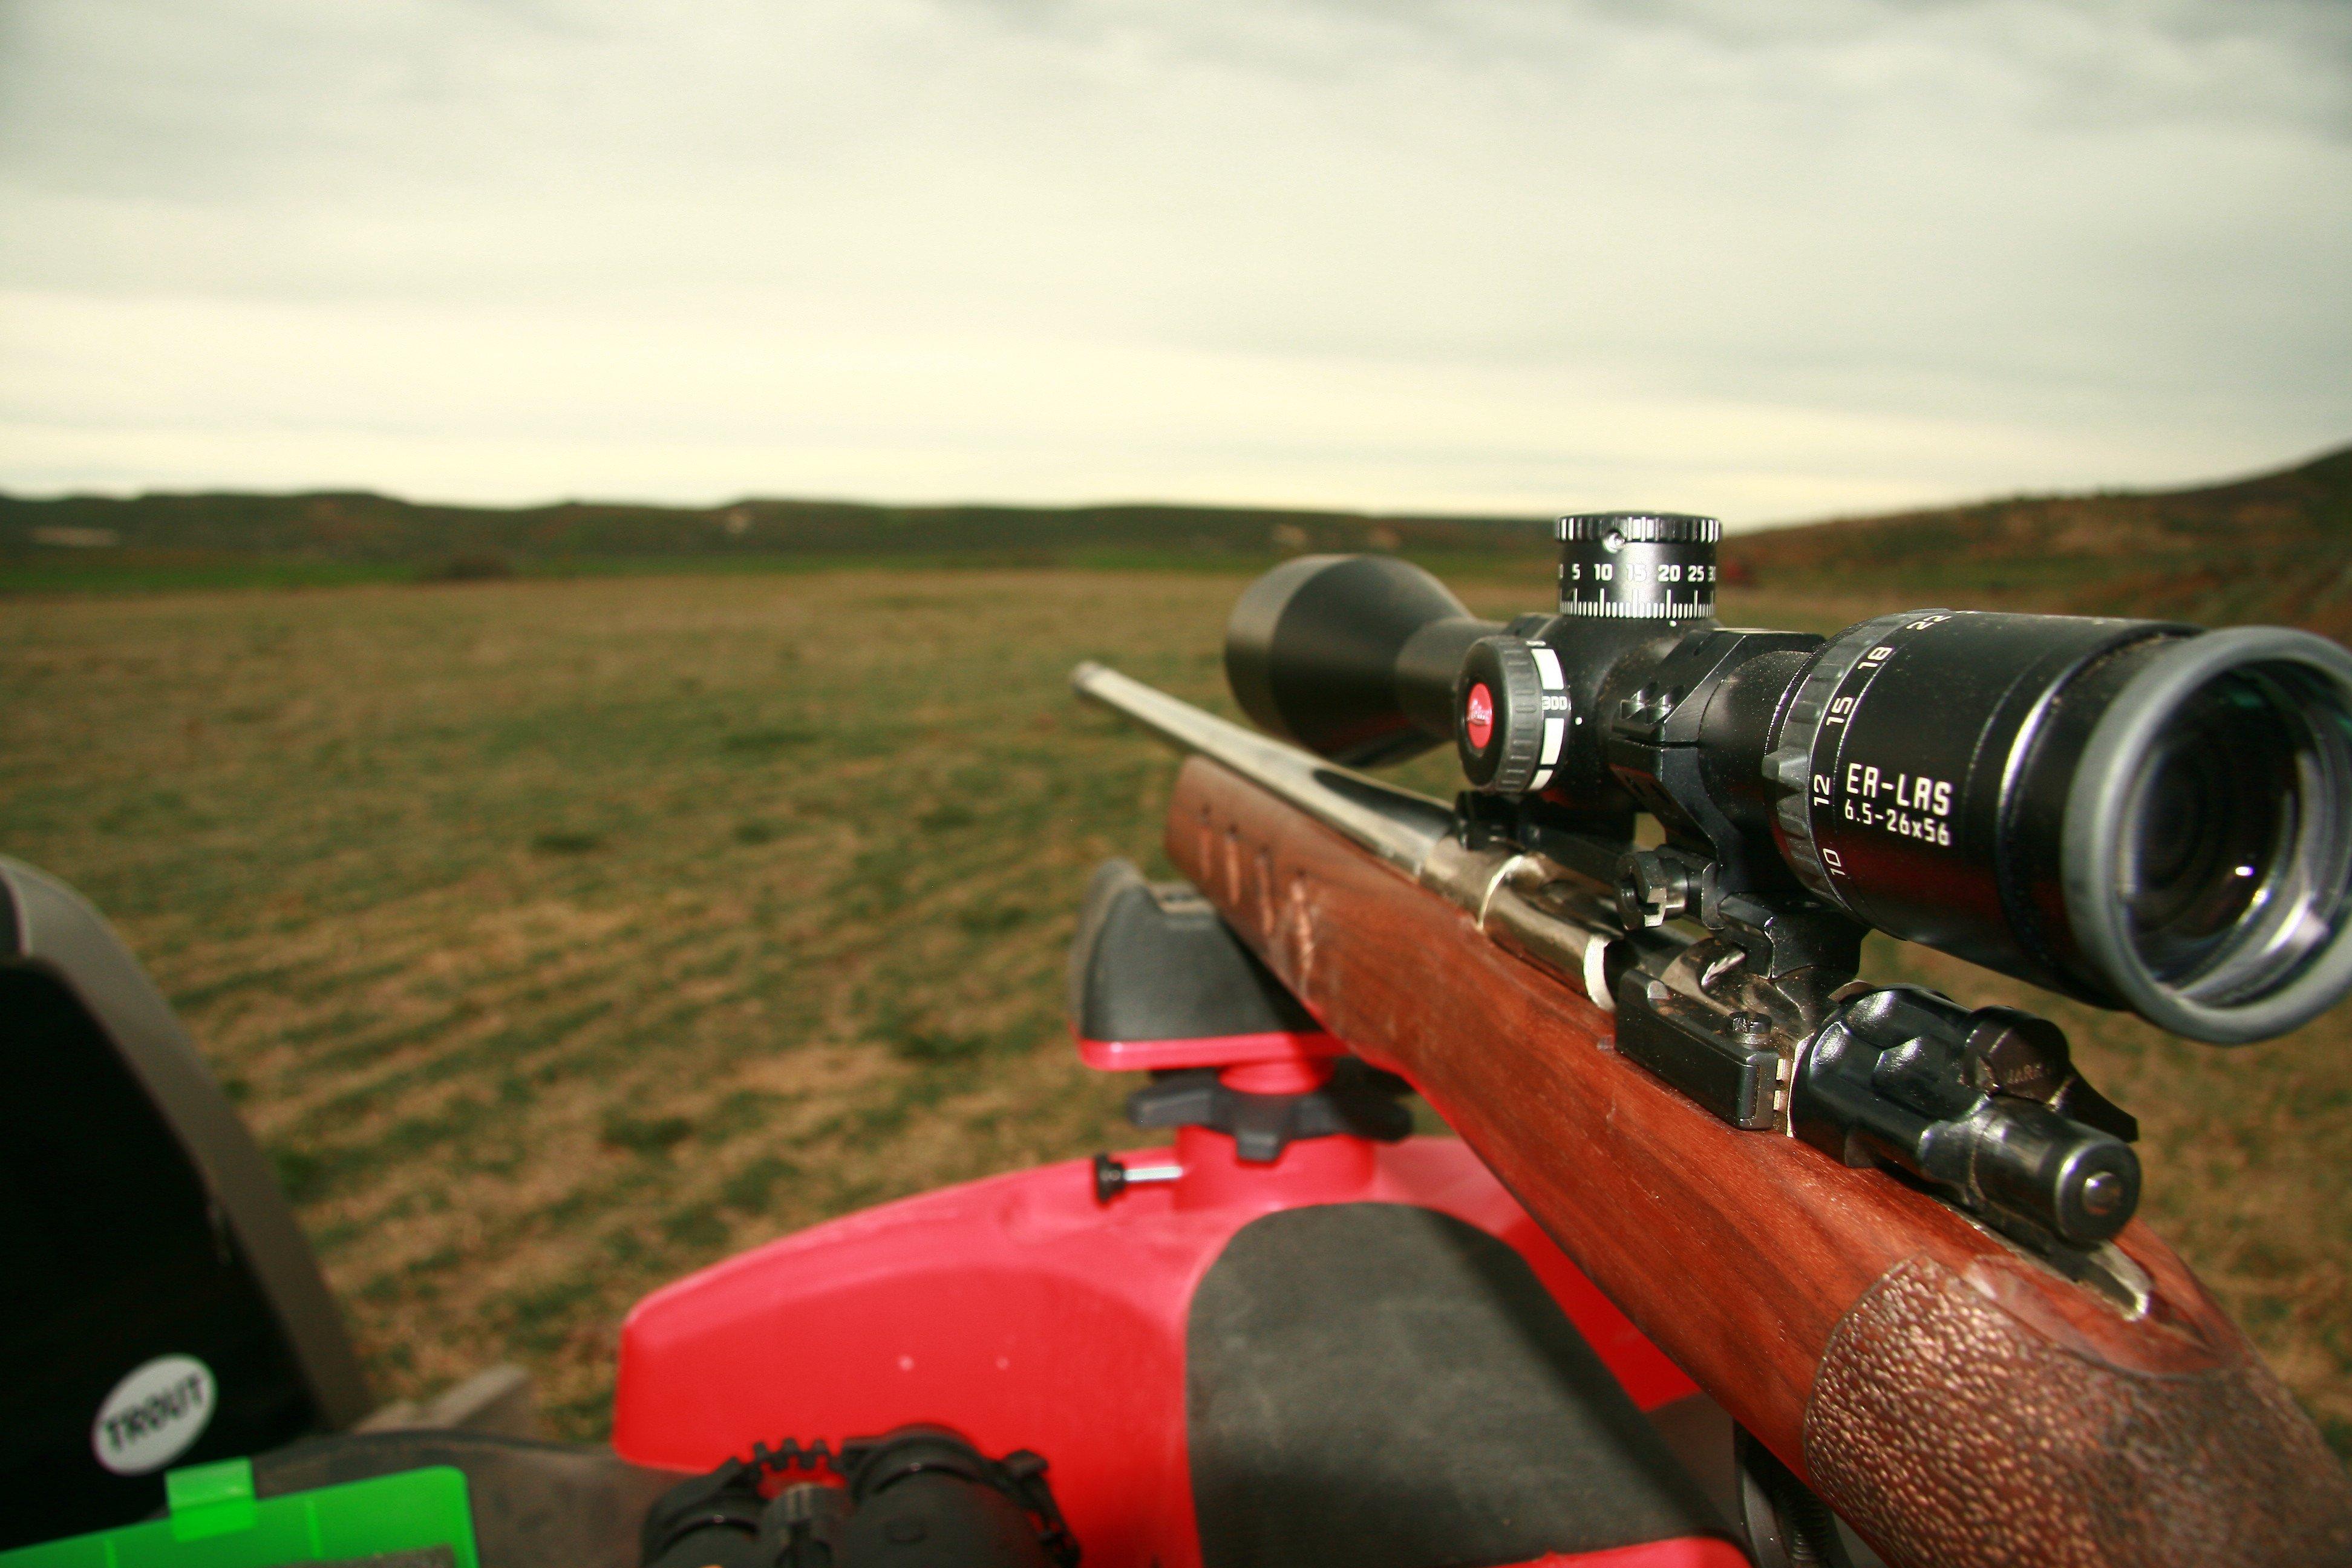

left=91, top=1354, right=217, bottom=1475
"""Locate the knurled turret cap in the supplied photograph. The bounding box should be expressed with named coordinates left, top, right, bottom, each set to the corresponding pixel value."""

left=1557, top=512, right=1722, bottom=544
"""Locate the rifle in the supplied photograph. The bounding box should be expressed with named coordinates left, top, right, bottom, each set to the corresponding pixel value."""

left=1074, top=517, right=2352, bottom=1568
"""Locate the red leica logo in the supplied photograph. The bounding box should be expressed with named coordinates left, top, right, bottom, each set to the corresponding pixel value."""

left=1465, top=683, right=1494, bottom=750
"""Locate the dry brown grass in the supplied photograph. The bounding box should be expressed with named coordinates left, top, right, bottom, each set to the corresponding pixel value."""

left=1, top=569, right=2344, bottom=1453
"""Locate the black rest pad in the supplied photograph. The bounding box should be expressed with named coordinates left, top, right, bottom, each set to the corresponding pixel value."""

left=1186, top=1204, right=1725, bottom=1568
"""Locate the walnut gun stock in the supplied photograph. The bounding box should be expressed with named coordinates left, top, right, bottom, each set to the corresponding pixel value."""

left=1073, top=660, right=2352, bottom=1568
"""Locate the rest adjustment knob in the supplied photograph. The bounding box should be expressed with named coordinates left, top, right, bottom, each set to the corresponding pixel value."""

left=1455, top=636, right=1569, bottom=795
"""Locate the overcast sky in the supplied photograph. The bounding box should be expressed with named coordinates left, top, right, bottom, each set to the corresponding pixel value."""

left=2, top=1, right=2347, bottom=525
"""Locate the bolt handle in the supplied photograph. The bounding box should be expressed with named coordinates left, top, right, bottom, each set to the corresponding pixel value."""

left=1790, top=985, right=2141, bottom=1246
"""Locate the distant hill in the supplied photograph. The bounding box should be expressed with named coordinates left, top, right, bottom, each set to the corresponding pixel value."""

left=0, top=489, right=1549, bottom=586
left=7, top=444, right=2349, bottom=632
left=1723, top=442, right=2352, bottom=636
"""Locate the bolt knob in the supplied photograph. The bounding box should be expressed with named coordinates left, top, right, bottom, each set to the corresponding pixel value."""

left=1455, top=636, right=1566, bottom=794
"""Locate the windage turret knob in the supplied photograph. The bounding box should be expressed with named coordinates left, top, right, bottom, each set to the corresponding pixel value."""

left=1455, top=635, right=1569, bottom=795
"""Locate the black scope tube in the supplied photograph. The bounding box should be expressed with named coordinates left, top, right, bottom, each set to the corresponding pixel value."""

left=1225, top=554, right=1500, bottom=766
left=1223, top=555, right=2352, bottom=1044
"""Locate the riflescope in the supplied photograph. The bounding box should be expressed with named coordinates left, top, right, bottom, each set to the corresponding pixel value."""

left=1226, top=517, right=2352, bottom=1044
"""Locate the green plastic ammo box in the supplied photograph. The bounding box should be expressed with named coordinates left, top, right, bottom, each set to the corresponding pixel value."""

left=0, top=1459, right=477, bottom=1568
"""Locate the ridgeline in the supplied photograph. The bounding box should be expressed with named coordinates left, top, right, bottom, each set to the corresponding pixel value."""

left=0, top=491, right=1549, bottom=591
left=5, top=442, right=2348, bottom=635
left=1721, top=441, right=2352, bottom=636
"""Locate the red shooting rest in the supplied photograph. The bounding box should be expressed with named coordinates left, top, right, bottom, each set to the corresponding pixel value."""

left=614, top=1025, right=1724, bottom=1568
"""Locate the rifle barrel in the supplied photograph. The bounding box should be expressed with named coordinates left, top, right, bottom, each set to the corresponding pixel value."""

left=1073, top=662, right=1636, bottom=1008
left=1071, top=661, right=1451, bottom=875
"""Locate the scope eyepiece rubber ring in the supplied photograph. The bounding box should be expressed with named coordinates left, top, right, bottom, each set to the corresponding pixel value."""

left=2063, top=625, right=2352, bottom=1044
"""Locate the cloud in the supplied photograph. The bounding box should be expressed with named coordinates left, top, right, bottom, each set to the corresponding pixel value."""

left=1, top=0, right=2347, bottom=522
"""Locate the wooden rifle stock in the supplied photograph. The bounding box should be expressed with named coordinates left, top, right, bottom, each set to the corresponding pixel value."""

left=1165, top=754, right=2352, bottom=1568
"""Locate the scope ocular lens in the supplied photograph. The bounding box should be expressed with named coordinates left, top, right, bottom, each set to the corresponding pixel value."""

left=2108, top=655, right=2352, bottom=1021
left=2067, top=631, right=2352, bottom=1042
left=2123, top=674, right=2294, bottom=979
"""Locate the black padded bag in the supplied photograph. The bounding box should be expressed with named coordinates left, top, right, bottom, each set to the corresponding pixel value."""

left=0, top=858, right=368, bottom=1547
left=1186, top=1203, right=1728, bottom=1568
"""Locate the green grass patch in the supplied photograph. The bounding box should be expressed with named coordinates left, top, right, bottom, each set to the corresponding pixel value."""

left=600, top=1111, right=694, bottom=1155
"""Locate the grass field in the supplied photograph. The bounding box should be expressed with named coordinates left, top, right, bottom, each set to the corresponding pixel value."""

left=2, top=567, right=2345, bottom=1454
